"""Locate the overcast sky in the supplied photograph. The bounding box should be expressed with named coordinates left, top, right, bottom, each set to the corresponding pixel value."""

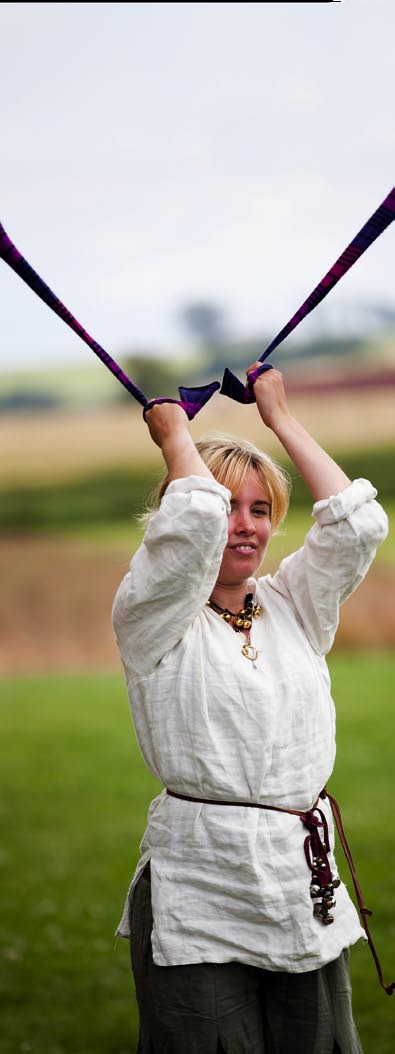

left=1, top=1, right=394, bottom=372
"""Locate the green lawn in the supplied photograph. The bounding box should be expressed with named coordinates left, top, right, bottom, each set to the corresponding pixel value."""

left=1, top=657, right=394, bottom=1053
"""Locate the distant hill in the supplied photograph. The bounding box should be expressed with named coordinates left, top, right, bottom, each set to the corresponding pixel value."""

left=0, top=362, right=120, bottom=412
left=1, top=331, right=394, bottom=413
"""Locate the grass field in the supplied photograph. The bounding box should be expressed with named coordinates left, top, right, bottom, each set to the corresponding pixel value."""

left=1, top=656, right=395, bottom=1053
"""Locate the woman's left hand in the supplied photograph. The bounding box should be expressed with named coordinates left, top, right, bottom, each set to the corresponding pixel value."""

left=246, top=363, right=290, bottom=432
left=247, top=362, right=351, bottom=500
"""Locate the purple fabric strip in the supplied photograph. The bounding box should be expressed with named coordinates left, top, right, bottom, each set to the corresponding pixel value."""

left=0, top=222, right=221, bottom=419
left=0, top=223, right=218, bottom=421
left=143, top=382, right=220, bottom=422
left=0, top=224, right=148, bottom=408
left=221, top=187, right=395, bottom=404
left=1, top=188, right=394, bottom=420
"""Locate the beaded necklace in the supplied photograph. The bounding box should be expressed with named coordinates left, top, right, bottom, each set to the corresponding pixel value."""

left=206, top=592, right=263, bottom=662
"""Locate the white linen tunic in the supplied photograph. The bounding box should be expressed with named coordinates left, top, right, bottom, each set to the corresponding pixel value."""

left=112, top=475, right=388, bottom=973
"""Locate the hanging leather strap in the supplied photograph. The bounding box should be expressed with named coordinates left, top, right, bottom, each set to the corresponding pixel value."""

left=321, top=788, right=395, bottom=995
left=166, top=786, right=395, bottom=995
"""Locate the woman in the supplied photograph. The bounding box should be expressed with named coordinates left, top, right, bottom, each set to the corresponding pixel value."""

left=112, top=365, right=388, bottom=1054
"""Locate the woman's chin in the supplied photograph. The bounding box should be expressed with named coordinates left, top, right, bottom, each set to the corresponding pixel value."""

left=222, top=554, right=261, bottom=580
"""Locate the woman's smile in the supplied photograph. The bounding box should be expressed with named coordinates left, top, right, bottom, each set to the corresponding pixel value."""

left=229, top=543, right=258, bottom=555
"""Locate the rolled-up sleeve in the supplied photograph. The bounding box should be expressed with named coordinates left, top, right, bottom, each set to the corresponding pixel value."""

left=112, top=476, right=231, bottom=675
left=268, top=478, right=388, bottom=655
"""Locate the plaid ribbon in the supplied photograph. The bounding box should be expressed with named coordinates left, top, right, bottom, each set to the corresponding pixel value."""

left=0, top=222, right=219, bottom=420
left=221, top=186, right=395, bottom=402
left=1, top=187, right=394, bottom=418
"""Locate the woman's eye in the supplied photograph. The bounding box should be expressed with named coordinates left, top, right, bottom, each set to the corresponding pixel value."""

left=252, top=508, right=267, bottom=516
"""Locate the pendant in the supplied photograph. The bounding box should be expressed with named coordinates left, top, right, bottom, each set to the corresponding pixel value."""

left=241, top=643, right=259, bottom=662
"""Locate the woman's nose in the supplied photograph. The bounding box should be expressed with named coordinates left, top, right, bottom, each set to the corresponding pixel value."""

left=234, top=510, right=255, bottom=533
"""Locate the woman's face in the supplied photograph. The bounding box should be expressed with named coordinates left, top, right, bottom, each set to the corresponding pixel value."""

left=217, top=469, right=272, bottom=587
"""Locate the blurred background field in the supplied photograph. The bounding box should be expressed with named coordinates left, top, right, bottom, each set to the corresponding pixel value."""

left=2, top=2, right=395, bottom=1047
left=1, top=342, right=395, bottom=1052
left=2, top=657, right=395, bottom=1054
left=2, top=343, right=395, bottom=675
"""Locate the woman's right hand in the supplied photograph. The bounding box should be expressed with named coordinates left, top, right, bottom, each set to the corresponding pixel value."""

left=144, top=401, right=214, bottom=482
left=144, top=401, right=190, bottom=450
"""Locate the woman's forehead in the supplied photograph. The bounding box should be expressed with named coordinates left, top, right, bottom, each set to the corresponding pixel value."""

left=231, top=469, right=270, bottom=503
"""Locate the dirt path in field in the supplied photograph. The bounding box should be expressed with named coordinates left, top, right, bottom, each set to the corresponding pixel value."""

left=1, top=537, right=394, bottom=675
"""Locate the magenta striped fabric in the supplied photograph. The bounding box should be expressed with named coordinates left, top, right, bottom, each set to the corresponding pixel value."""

left=1, top=187, right=393, bottom=418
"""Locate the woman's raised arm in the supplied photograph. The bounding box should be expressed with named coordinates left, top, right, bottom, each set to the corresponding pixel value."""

left=248, top=365, right=351, bottom=502
left=144, top=402, right=213, bottom=483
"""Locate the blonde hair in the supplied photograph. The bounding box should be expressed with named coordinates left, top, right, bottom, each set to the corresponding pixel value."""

left=143, top=432, right=291, bottom=532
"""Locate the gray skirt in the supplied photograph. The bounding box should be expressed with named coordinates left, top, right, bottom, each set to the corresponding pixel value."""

left=129, top=862, right=362, bottom=1054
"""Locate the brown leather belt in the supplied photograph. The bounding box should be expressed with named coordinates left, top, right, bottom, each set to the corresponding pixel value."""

left=166, top=786, right=394, bottom=996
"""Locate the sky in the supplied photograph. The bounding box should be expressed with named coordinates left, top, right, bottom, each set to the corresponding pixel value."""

left=0, top=1, right=394, bottom=372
